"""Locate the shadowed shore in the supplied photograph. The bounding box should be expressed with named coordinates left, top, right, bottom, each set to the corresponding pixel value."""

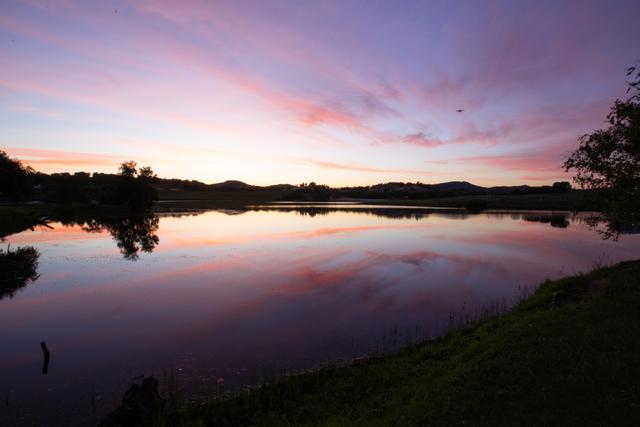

left=145, top=260, right=639, bottom=426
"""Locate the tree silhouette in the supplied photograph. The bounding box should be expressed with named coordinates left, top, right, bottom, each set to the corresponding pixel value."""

left=564, top=63, right=640, bottom=238
left=0, top=245, right=40, bottom=299
left=83, top=216, right=160, bottom=260
left=119, top=161, right=138, bottom=178
left=113, top=161, right=158, bottom=210
left=139, top=166, right=156, bottom=179
left=0, top=150, right=34, bottom=200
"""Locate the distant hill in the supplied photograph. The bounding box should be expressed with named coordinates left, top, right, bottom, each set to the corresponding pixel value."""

left=209, top=180, right=254, bottom=190
left=280, top=180, right=573, bottom=201
left=153, top=177, right=552, bottom=196
left=430, top=181, right=486, bottom=192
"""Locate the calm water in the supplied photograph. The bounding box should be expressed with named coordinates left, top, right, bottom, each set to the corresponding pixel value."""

left=1, top=206, right=639, bottom=425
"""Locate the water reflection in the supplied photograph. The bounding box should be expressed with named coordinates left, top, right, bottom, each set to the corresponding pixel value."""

left=251, top=204, right=578, bottom=226
left=81, top=216, right=160, bottom=260
left=583, top=211, right=640, bottom=239
left=523, top=214, right=570, bottom=228
left=2, top=207, right=640, bottom=426
left=0, top=245, right=40, bottom=300
left=251, top=205, right=464, bottom=220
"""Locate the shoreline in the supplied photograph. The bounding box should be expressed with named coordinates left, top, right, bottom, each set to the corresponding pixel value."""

left=150, top=260, right=640, bottom=425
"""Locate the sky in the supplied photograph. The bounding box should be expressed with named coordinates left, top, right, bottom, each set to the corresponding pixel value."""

left=1, top=0, right=638, bottom=186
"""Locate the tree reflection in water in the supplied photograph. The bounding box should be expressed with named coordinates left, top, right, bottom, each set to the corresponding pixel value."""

left=0, top=245, right=40, bottom=299
left=83, top=216, right=160, bottom=260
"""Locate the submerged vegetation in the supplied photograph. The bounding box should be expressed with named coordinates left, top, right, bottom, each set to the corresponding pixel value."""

left=161, top=260, right=640, bottom=426
left=0, top=245, right=40, bottom=299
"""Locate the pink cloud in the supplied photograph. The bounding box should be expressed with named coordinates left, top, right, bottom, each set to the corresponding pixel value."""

left=401, top=132, right=443, bottom=148
left=299, top=159, right=439, bottom=176
left=1, top=15, right=375, bottom=139
left=12, top=105, right=61, bottom=118
left=2, top=0, right=636, bottom=185
left=2, top=147, right=131, bottom=170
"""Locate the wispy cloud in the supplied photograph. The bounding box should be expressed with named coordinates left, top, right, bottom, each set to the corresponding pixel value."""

left=12, top=105, right=61, bottom=118
left=299, top=159, right=438, bottom=176
left=2, top=147, right=132, bottom=169
left=1, top=0, right=637, bottom=184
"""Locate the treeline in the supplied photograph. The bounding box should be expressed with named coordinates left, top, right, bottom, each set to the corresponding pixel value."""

left=1, top=148, right=575, bottom=205
left=0, top=152, right=157, bottom=210
left=281, top=181, right=574, bottom=201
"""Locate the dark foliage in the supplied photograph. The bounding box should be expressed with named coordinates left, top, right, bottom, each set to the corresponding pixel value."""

left=2, top=148, right=577, bottom=207
left=0, top=208, right=43, bottom=238
left=564, top=64, right=640, bottom=238
left=1, top=158, right=159, bottom=210
left=281, top=181, right=573, bottom=201
left=0, top=150, right=34, bottom=201
left=551, top=181, right=572, bottom=192
left=465, top=199, right=488, bottom=212
left=0, top=245, right=40, bottom=299
left=82, top=215, right=160, bottom=260
left=107, top=161, right=159, bottom=210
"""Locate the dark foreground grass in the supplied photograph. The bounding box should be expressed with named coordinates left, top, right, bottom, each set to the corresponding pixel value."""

left=177, top=260, right=640, bottom=426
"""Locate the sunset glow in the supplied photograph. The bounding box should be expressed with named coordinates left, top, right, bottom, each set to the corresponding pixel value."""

left=1, top=0, right=638, bottom=185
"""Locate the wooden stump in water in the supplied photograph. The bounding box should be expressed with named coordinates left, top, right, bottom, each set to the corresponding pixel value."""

left=40, top=341, right=50, bottom=375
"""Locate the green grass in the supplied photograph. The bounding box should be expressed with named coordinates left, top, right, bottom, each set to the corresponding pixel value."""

left=177, top=260, right=640, bottom=426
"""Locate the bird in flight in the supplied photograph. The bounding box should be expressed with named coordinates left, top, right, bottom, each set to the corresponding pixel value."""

left=455, top=109, right=464, bottom=113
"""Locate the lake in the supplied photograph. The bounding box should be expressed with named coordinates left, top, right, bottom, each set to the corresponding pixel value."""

left=2, top=205, right=639, bottom=425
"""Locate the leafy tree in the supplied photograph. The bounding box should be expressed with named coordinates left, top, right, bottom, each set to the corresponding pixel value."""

left=0, top=150, right=34, bottom=200
left=564, top=64, right=640, bottom=238
left=119, top=161, right=138, bottom=178
left=552, top=181, right=572, bottom=193
left=139, top=166, right=156, bottom=179
left=113, top=161, right=158, bottom=210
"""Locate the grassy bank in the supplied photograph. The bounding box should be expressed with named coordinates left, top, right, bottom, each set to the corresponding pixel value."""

left=0, top=206, right=46, bottom=238
left=176, top=260, right=640, bottom=426
left=0, top=204, right=129, bottom=238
